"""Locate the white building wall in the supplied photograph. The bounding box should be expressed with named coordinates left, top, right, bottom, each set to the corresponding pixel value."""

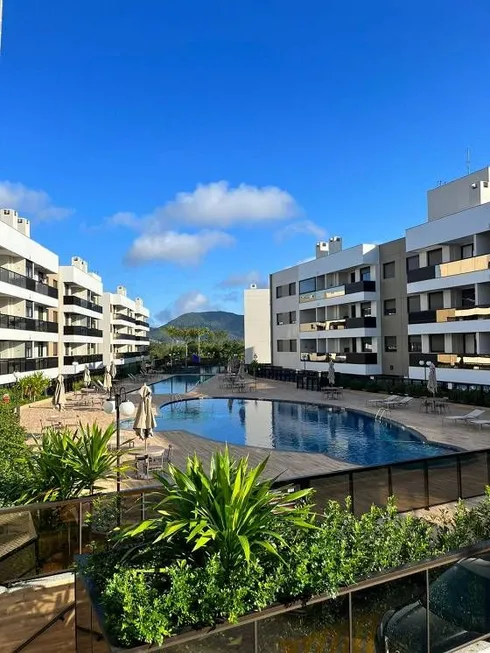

left=244, top=288, right=271, bottom=364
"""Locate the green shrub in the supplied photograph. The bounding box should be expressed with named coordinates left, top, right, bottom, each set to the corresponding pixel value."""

left=12, top=372, right=51, bottom=403
left=0, top=404, right=32, bottom=505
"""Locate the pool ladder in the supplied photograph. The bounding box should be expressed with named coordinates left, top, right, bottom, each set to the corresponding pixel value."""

left=169, top=393, right=184, bottom=410
left=375, top=407, right=391, bottom=423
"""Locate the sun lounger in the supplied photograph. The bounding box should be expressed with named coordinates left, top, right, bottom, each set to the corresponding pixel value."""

left=384, top=396, right=413, bottom=409
left=468, top=419, right=490, bottom=428
left=444, top=409, right=485, bottom=424
left=367, top=395, right=399, bottom=406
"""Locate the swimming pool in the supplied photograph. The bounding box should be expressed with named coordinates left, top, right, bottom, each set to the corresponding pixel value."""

left=155, top=398, right=455, bottom=466
left=150, top=374, right=213, bottom=395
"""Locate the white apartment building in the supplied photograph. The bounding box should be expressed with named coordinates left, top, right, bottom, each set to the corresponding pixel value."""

left=244, top=286, right=271, bottom=364
left=406, top=167, right=490, bottom=386
left=271, top=237, right=383, bottom=376
left=0, top=209, right=60, bottom=385
left=0, top=208, right=151, bottom=387
left=102, top=286, right=150, bottom=368
left=59, top=257, right=104, bottom=376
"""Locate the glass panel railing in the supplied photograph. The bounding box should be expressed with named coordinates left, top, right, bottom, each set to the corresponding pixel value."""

left=460, top=451, right=489, bottom=500
left=391, top=462, right=427, bottom=512
left=352, top=468, right=390, bottom=516
left=427, top=457, right=459, bottom=505
left=310, top=473, right=351, bottom=511
left=172, top=624, right=255, bottom=653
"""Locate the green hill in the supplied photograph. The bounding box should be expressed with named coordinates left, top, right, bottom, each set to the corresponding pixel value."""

left=150, top=311, right=244, bottom=341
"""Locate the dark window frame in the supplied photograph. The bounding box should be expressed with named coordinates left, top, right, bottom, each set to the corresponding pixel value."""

left=383, top=261, right=396, bottom=279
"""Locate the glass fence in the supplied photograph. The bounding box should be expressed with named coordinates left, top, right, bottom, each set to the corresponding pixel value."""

left=1, top=447, right=489, bottom=586
left=75, top=540, right=490, bottom=652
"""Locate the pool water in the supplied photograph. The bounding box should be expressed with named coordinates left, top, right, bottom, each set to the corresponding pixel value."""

left=155, top=398, right=455, bottom=466
left=149, top=374, right=213, bottom=395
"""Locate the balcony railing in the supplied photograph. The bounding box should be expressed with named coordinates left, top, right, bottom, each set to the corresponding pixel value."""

left=409, top=352, right=490, bottom=370
left=63, top=295, right=103, bottom=313
left=408, top=309, right=437, bottom=324
left=0, top=314, right=58, bottom=333
left=135, top=318, right=150, bottom=327
left=303, top=352, right=378, bottom=365
left=0, top=266, right=58, bottom=299
left=409, top=304, right=490, bottom=325
left=63, top=354, right=103, bottom=365
left=113, top=333, right=140, bottom=341
left=299, top=281, right=375, bottom=304
left=0, top=357, right=58, bottom=376
left=299, top=317, right=376, bottom=332
left=407, top=253, right=490, bottom=284
left=63, top=325, right=103, bottom=338
left=113, top=312, right=136, bottom=323
left=114, top=350, right=149, bottom=360
left=344, top=279, right=376, bottom=294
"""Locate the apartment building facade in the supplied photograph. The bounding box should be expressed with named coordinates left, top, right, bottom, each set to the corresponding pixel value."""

left=260, top=167, right=490, bottom=387
left=244, top=286, right=271, bottom=364
left=0, top=209, right=60, bottom=385
left=0, top=208, right=150, bottom=386
left=102, top=286, right=150, bottom=369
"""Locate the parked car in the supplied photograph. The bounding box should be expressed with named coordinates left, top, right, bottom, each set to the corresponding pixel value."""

left=375, top=555, right=490, bottom=653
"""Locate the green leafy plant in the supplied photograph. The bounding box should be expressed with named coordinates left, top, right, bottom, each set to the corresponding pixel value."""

left=0, top=404, right=32, bottom=505
left=121, top=448, right=314, bottom=571
left=22, top=423, right=125, bottom=502
left=12, top=372, right=51, bottom=404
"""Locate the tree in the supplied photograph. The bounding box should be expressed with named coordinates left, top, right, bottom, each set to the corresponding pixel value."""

left=0, top=405, right=32, bottom=505
left=12, top=372, right=51, bottom=404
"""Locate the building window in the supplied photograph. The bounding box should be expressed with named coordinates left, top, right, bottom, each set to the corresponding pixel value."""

left=383, top=262, right=395, bottom=279
left=26, top=261, right=33, bottom=278
left=406, top=255, right=420, bottom=271
left=429, top=334, right=445, bottom=353
left=360, top=302, right=371, bottom=317
left=26, top=301, right=33, bottom=318
left=53, top=343, right=58, bottom=356
left=360, top=267, right=371, bottom=281
left=361, top=337, right=372, bottom=352
left=289, top=282, right=296, bottom=296
left=461, top=288, right=475, bottom=308
left=276, top=283, right=296, bottom=298
left=299, top=278, right=316, bottom=294
left=276, top=311, right=297, bottom=325
left=384, top=336, right=397, bottom=352
left=384, top=299, right=396, bottom=316
left=427, top=248, right=443, bottom=266
left=277, top=339, right=297, bottom=352
left=428, top=291, right=444, bottom=310
left=25, top=342, right=33, bottom=358
left=408, top=295, right=421, bottom=313
left=408, top=335, right=422, bottom=353
left=461, top=243, right=474, bottom=259
left=37, top=342, right=46, bottom=357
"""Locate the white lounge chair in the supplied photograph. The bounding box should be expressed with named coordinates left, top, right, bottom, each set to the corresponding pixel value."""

left=384, top=396, right=414, bottom=409
left=444, top=409, right=485, bottom=424
left=468, top=419, right=490, bottom=428
left=367, top=395, right=399, bottom=406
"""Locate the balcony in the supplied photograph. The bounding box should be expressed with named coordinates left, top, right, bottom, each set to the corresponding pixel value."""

left=0, top=357, right=58, bottom=376
left=63, top=325, right=103, bottom=338
left=63, top=295, right=103, bottom=313
left=113, top=333, right=140, bottom=341
left=409, top=352, right=490, bottom=370
left=408, top=305, right=490, bottom=330
left=299, top=281, right=376, bottom=304
left=407, top=253, right=490, bottom=285
left=114, top=312, right=136, bottom=324
left=300, top=317, right=376, bottom=333
left=114, top=350, right=149, bottom=360
left=305, top=352, right=378, bottom=365
left=408, top=310, right=437, bottom=324
left=0, top=267, right=58, bottom=299
left=63, top=354, right=103, bottom=365
left=0, top=314, right=58, bottom=333
left=135, top=318, right=150, bottom=328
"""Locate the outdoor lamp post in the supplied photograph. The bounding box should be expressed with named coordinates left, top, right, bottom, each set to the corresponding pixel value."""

left=103, top=386, right=135, bottom=495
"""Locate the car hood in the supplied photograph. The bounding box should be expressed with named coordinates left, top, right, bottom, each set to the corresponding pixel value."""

left=384, top=600, right=480, bottom=653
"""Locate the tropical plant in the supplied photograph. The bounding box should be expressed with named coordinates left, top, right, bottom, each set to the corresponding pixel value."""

left=121, top=448, right=315, bottom=571
left=22, top=423, right=124, bottom=502
left=0, top=404, right=32, bottom=505
left=12, top=372, right=51, bottom=403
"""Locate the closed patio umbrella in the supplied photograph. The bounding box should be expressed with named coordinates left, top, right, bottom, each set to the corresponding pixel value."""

left=109, top=360, right=117, bottom=379
left=103, top=367, right=112, bottom=391
left=83, top=366, right=91, bottom=388
left=237, top=360, right=245, bottom=378
left=52, top=374, right=66, bottom=412
left=427, top=362, right=438, bottom=400
left=133, top=383, right=157, bottom=452
left=328, top=360, right=336, bottom=387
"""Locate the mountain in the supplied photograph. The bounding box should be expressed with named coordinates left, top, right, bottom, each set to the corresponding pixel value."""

left=150, top=311, right=244, bottom=341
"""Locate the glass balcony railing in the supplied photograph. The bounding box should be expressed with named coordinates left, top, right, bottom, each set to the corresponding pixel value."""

left=299, top=282, right=376, bottom=304
left=407, top=253, right=490, bottom=284
left=0, top=357, right=58, bottom=375
left=409, top=352, right=490, bottom=370
left=0, top=314, right=58, bottom=332
left=408, top=304, right=490, bottom=324
left=63, top=295, right=103, bottom=313
left=63, top=325, right=103, bottom=338
left=63, top=354, right=103, bottom=365
left=299, top=317, right=376, bottom=332
left=0, top=267, right=58, bottom=299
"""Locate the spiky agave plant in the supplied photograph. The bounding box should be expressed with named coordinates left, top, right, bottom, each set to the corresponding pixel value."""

left=122, top=447, right=315, bottom=571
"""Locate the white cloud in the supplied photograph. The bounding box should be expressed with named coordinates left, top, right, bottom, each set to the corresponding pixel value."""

left=218, top=270, right=268, bottom=288
left=155, top=290, right=219, bottom=323
left=275, top=219, right=326, bottom=242
left=152, top=181, right=300, bottom=227
left=0, top=181, right=73, bottom=221
left=126, top=229, right=235, bottom=265
left=110, top=211, right=139, bottom=228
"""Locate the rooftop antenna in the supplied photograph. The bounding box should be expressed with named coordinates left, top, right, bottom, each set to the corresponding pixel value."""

left=466, top=146, right=471, bottom=175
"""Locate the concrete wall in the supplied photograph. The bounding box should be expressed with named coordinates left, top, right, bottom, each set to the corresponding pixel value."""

left=427, top=168, right=490, bottom=222
left=244, top=288, right=271, bottom=364
left=379, top=238, right=408, bottom=377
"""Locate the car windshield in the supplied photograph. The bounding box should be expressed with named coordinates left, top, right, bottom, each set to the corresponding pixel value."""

left=430, top=563, right=490, bottom=634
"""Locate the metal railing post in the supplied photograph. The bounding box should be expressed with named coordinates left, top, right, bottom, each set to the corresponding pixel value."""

left=423, top=460, right=430, bottom=509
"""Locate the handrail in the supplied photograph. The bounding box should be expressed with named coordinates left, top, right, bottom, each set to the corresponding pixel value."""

left=12, top=601, right=75, bottom=652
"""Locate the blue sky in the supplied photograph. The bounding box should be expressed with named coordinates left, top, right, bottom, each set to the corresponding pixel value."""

left=1, top=1, right=490, bottom=324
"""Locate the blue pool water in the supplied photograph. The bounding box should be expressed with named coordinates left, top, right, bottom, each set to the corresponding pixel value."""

left=154, top=398, right=455, bottom=466
left=149, top=374, right=213, bottom=395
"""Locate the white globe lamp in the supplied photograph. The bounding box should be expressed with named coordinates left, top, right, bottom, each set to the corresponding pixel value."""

left=120, top=400, right=135, bottom=417
left=103, top=399, right=116, bottom=415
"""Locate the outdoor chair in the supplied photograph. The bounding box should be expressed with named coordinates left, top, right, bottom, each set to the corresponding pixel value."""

left=383, top=396, right=413, bottom=409
left=444, top=409, right=485, bottom=424
left=366, top=395, right=399, bottom=406
left=468, top=419, right=490, bottom=429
